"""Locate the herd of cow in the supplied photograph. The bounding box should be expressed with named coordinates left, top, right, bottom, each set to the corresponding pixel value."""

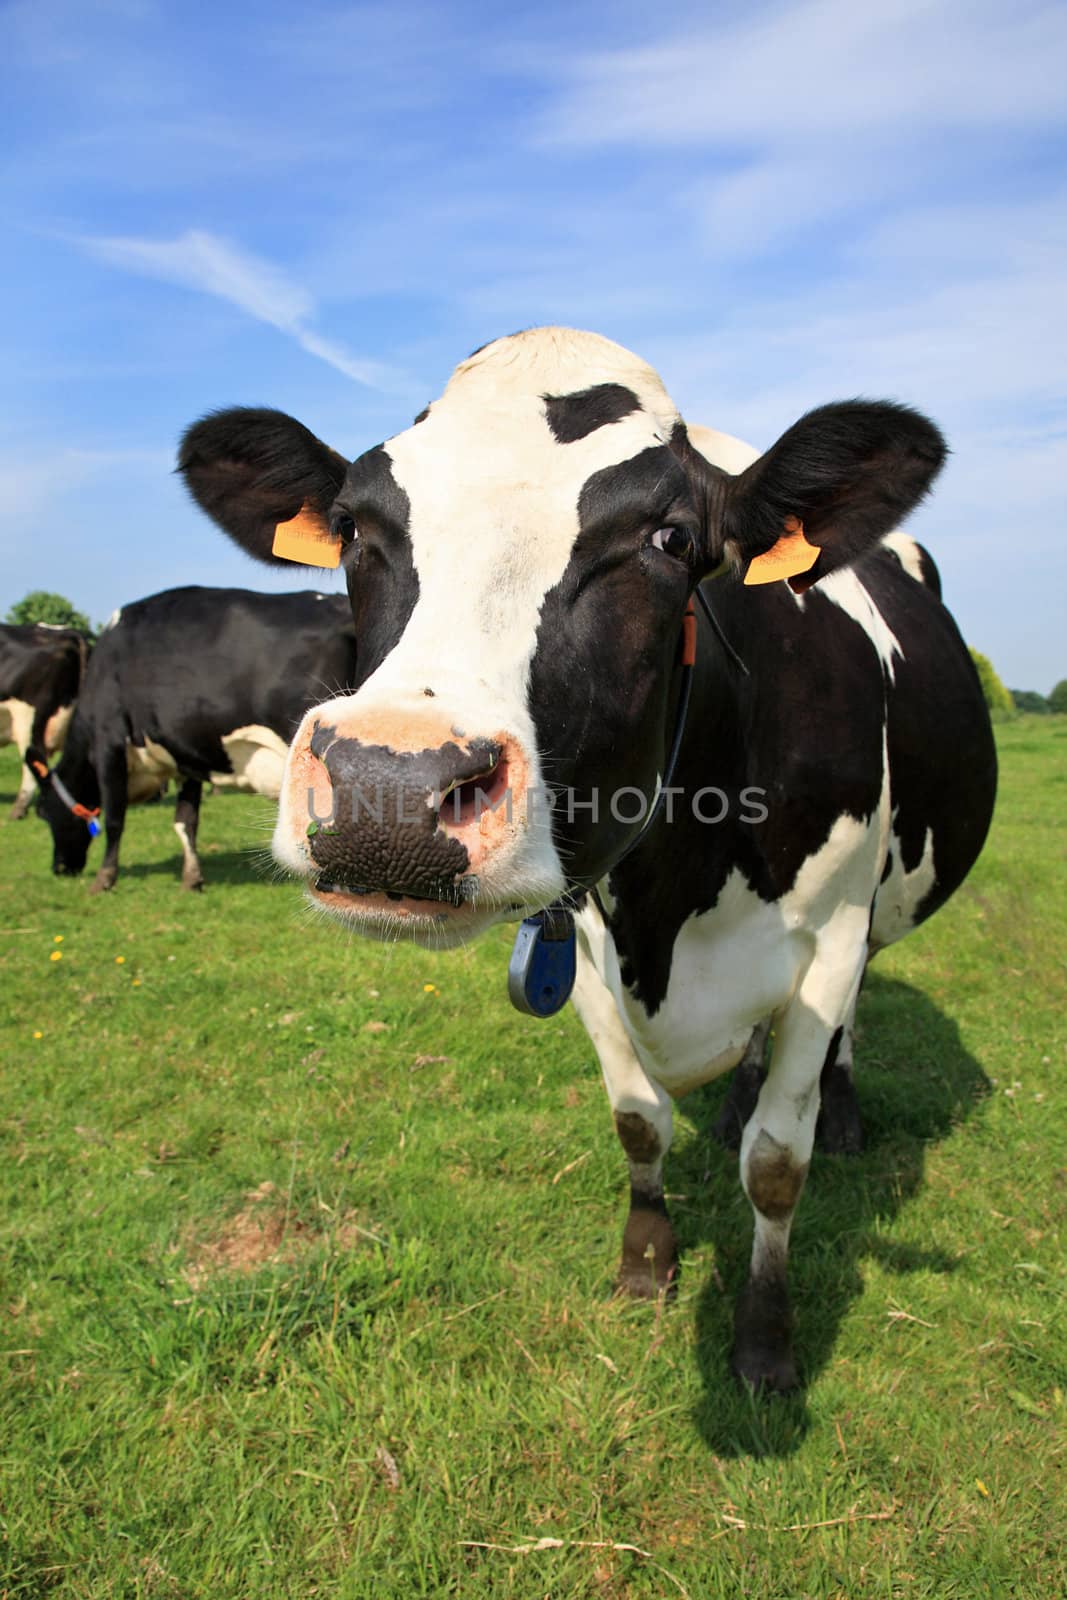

left=3, top=328, right=997, bottom=1391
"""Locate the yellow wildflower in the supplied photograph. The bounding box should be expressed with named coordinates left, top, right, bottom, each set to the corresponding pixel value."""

left=423, top=983, right=437, bottom=994
left=53, top=935, right=64, bottom=944
left=115, top=956, right=126, bottom=965
left=50, top=951, right=63, bottom=963
left=33, top=1030, right=43, bottom=1040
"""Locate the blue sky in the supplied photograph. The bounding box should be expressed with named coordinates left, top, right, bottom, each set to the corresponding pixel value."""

left=3, top=0, right=1065, bottom=690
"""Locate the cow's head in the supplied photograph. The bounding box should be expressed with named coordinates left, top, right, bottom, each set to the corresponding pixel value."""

left=180, top=327, right=944, bottom=946
left=26, top=746, right=96, bottom=876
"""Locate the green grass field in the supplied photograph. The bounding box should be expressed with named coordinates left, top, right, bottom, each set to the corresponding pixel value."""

left=1, top=721, right=1064, bottom=1598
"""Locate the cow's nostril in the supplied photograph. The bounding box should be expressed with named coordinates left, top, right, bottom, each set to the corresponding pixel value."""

left=439, top=751, right=509, bottom=827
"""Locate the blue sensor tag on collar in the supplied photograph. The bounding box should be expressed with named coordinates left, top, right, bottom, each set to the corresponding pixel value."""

left=87, top=817, right=101, bottom=838
left=508, top=907, right=576, bottom=1018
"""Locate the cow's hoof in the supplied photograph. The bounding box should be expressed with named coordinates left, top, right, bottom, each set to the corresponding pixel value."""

left=731, top=1343, right=799, bottom=1394
left=9, top=805, right=29, bottom=822
left=89, top=872, right=117, bottom=895
left=615, top=1259, right=678, bottom=1300
left=182, top=876, right=205, bottom=893
left=616, top=1199, right=677, bottom=1299
left=732, top=1277, right=798, bottom=1392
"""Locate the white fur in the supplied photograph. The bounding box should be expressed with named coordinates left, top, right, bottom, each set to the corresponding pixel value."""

left=818, top=569, right=903, bottom=681
left=1, top=698, right=37, bottom=813
left=125, top=725, right=289, bottom=804
left=275, top=329, right=683, bottom=911
left=881, top=529, right=927, bottom=585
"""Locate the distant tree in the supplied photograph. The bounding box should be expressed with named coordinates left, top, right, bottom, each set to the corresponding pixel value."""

left=969, top=648, right=1013, bottom=714
left=4, top=590, right=93, bottom=635
left=1049, top=679, right=1067, bottom=715
left=1009, top=689, right=1049, bottom=714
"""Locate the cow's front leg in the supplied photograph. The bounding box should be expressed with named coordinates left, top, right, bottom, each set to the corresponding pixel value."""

left=173, top=778, right=204, bottom=890
left=733, top=969, right=862, bottom=1392
left=89, top=744, right=128, bottom=893
left=571, top=943, right=677, bottom=1298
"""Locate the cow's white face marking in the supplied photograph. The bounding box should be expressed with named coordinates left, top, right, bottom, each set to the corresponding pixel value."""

left=366, top=331, right=680, bottom=706
left=275, top=330, right=686, bottom=925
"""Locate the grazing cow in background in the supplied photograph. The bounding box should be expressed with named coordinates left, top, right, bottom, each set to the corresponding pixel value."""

left=179, top=328, right=996, bottom=1390
left=30, top=586, right=356, bottom=892
left=0, top=624, right=90, bottom=820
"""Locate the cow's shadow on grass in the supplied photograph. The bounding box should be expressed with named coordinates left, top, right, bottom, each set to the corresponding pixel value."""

left=669, top=972, right=990, bottom=1458
left=118, top=851, right=269, bottom=889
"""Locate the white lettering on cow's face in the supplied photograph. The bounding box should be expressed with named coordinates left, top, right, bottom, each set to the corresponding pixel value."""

left=274, top=330, right=686, bottom=919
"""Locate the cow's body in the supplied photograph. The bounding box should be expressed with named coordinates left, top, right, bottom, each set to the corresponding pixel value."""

left=31, top=586, right=357, bottom=891
left=0, top=623, right=89, bottom=819
left=180, top=328, right=996, bottom=1388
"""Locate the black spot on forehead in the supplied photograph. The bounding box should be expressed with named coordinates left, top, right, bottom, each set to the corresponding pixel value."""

left=544, top=384, right=642, bottom=445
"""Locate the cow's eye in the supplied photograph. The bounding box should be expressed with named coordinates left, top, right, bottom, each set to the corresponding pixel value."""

left=331, top=511, right=357, bottom=544
left=650, top=525, right=695, bottom=565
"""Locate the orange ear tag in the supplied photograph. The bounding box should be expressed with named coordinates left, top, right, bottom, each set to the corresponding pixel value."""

left=271, top=505, right=342, bottom=569
left=743, top=516, right=820, bottom=587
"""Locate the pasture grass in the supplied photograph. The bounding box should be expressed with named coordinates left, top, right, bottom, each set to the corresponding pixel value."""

left=1, top=720, right=1064, bottom=1598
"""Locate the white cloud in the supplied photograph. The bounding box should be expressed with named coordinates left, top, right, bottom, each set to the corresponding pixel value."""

left=80, top=230, right=412, bottom=394
left=544, top=0, right=1067, bottom=147
left=539, top=0, right=1067, bottom=261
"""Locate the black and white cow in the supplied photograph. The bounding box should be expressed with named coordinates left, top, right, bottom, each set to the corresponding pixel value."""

left=31, top=586, right=357, bottom=892
left=179, top=329, right=996, bottom=1389
left=1, top=623, right=89, bottom=820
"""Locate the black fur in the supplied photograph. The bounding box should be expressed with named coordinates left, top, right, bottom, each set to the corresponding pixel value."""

left=335, top=446, right=420, bottom=688
left=722, top=401, right=947, bottom=586
left=178, top=408, right=350, bottom=566
left=31, top=588, right=357, bottom=890
left=543, top=384, right=642, bottom=444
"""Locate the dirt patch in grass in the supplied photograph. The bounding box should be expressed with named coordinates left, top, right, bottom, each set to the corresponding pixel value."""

left=182, top=1181, right=372, bottom=1288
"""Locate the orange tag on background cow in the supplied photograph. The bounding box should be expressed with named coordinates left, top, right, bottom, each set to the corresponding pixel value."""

left=272, top=506, right=341, bottom=569
left=743, top=516, right=820, bottom=587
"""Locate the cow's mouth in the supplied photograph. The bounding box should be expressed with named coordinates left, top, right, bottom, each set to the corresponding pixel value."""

left=313, top=876, right=469, bottom=911
left=308, top=877, right=526, bottom=943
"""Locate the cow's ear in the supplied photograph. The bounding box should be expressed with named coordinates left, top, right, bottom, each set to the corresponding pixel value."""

left=178, top=408, right=350, bottom=569
left=723, top=401, right=947, bottom=593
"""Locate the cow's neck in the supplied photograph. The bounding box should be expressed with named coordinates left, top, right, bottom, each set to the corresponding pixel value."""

left=55, top=716, right=99, bottom=809
left=599, top=582, right=752, bottom=1015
